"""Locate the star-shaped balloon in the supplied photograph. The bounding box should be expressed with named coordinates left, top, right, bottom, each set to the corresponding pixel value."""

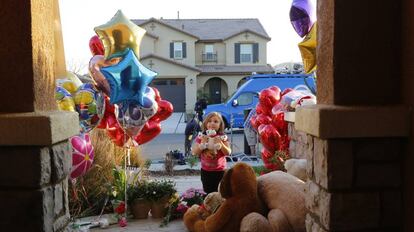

left=101, top=49, right=157, bottom=105
left=298, top=22, right=317, bottom=73
left=94, top=10, right=146, bottom=60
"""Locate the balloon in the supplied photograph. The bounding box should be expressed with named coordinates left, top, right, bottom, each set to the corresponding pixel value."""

left=256, top=102, right=271, bottom=116
left=55, top=86, right=75, bottom=112
left=290, top=0, right=316, bottom=37
left=298, top=22, right=317, bottom=73
left=101, top=49, right=157, bottom=106
left=258, top=124, right=281, bottom=153
left=152, top=99, right=173, bottom=122
left=88, top=55, right=115, bottom=96
left=271, top=111, right=287, bottom=133
left=56, top=79, right=79, bottom=95
left=259, top=87, right=281, bottom=109
left=73, top=83, right=105, bottom=133
left=115, top=101, right=147, bottom=138
left=281, top=88, right=293, bottom=97
left=255, top=114, right=272, bottom=127
left=94, top=10, right=146, bottom=60
left=134, top=120, right=161, bottom=145
left=271, top=103, right=284, bottom=115
left=151, top=87, right=161, bottom=102
left=261, top=148, right=274, bottom=159
left=70, top=133, right=94, bottom=179
left=66, top=71, right=83, bottom=89
left=89, top=35, right=104, bottom=56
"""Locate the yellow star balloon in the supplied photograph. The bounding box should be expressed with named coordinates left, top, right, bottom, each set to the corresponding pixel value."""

left=298, top=22, right=317, bottom=73
left=94, top=10, right=146, bottom=60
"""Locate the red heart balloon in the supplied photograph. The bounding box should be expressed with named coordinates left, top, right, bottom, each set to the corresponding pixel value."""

left=134, top=119, right=161, bottom=145
left=271, top=111, right=287, bottom=132
left=281, top=88, right=293, bottom=97
left=255, top=114, right=272, bottom=128
left=261, top=147, right=274, bottom=159
left=89, top=35, right=104, bottom=56
left=259, top=87, right=281, bottom=109
left=153, top=100, right=173, bottom=122
left=259, top=124, right=281, bottom=153
left=256, top=102, right=272, bottom=116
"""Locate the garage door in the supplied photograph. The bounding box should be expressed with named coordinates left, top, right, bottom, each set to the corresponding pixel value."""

left=150, top=78, right=185, bottom=112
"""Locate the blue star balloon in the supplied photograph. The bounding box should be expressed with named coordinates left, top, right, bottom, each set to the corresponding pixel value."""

left=101, top=49, right=157, bottom=105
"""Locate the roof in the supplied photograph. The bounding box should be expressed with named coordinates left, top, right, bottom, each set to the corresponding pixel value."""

left=196, top=65, right=274, bottom=75
left=141, top=53, right=201, bottom=72
left=132, top=18, right=271, bottom=41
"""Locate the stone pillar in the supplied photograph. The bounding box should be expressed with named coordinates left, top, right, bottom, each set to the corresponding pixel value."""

left=294, top=0, right=409, bottom=231
left=0, top=0, right=78, bottom=231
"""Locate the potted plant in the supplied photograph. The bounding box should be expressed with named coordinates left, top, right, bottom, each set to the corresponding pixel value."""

left=127, top=180, right=152, bottom=219
left=147, top=179, right=177, bottom=218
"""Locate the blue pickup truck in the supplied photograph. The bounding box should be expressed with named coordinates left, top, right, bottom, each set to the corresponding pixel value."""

left=203, top=73, right=316, bottom=128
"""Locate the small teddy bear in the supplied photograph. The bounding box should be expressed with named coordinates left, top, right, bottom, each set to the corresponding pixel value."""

left=198, top=130, right=228, bottom=157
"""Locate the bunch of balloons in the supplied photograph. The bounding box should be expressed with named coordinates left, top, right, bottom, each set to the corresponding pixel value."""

left=56, top=76, right=103, bottom=179
left=88, top=10, right=173, bottom=148
left=55, top=10, right=173, bottom=180
left=250, top=86, right=291, bottom=170
left=289, top=0, right=317, bottom=73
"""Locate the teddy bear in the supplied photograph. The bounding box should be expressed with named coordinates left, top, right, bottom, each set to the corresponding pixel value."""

left=284, top=158, right=307, bottom=182
left=188, top=192, right=225, bottom=221
left=183, top=162, right=265, bottom=232
left=240, top=171, right=306, bottom=232
left=199, top=130, right=228, bottom=156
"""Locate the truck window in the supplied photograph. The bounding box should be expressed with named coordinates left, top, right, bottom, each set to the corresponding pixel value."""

left=236, top=92, right=255, bottom=106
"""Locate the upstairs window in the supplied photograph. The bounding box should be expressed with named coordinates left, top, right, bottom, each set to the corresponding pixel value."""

left=240, top=44, right=253, bottom=63
left=235, top=43, right=259, bottom=64
left=170, top=42, right=187, bottom=59
left=174, top=42, right=183, bottom=59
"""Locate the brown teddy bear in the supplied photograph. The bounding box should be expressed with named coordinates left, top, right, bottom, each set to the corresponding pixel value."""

left=183, top=162, right=264, bottom=232
left=240, top=171, right=306, bottom=232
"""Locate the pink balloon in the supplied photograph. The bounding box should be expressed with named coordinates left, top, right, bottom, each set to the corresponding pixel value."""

left=70, top=133, right=94, bottom=179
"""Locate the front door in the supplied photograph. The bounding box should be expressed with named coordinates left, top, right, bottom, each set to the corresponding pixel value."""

left=209, top=78, right=221, bottom=104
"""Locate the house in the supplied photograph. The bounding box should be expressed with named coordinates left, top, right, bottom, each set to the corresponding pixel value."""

left=132, top=18, right=274, bottom=114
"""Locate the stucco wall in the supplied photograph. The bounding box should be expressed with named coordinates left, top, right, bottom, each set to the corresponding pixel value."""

left=141, top=57, right=199, bottom=113
left=195, top=42, right=226, bottom=65
left=225, top=33, right=268, bottom=65
left=139, top=35, right=156, bottom=57
left=140, top=21, right=197, bottom=67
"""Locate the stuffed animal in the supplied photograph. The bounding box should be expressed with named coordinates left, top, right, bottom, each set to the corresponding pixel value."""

left=183, top=162, right=264, bottom=232
left=189, top=192, right=225, bottom=221
left=199, top=130, right=228, bottom=156
left=240, top=171, right=306, bottom=232
left=284, top=158, right=307, bottom=182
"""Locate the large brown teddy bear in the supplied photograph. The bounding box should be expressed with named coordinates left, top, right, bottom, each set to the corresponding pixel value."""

left=240, top=171, right=306, bottom=232
left=183, top=162, right=265, bottom=232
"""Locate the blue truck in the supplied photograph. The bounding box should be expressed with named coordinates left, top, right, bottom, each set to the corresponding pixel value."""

left=203, top=73, right=316, bottom=128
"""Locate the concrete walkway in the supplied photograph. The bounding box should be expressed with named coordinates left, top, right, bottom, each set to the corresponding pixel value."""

left=160, top=112, right=186, bottom=134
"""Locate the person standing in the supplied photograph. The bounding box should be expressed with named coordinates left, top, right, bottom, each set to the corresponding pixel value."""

left=192, top=112, right=231, bottom=194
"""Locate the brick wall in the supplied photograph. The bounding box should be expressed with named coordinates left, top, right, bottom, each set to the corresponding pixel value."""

left=0, top=141, right=72, bottom=231
left=288, top=120, right=403, bottom=231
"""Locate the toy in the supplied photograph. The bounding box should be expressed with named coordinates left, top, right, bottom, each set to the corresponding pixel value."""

left=284, top=158, right=307, bottom=182
left=183, top=163, right=264, bottom=232
left=199, top=130, right=228, bottom=156
left=240, top=171, right=306, bottom=232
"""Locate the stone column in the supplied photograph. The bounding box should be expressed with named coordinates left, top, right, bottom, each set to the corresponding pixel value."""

left=295, top=0, right=408, bottom=231
left=0, top=0, right=78, bottom=231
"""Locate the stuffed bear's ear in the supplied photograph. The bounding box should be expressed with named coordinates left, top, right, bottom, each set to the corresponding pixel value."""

left=219, top=168, right=233, bottom=198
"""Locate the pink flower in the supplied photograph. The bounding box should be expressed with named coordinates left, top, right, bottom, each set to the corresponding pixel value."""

left=176, top=203, right=189, bottom=214
left=118, top=217, right=127, bottom=227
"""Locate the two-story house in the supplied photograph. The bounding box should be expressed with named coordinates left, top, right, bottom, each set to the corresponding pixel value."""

left=132, top=18, right=274, bottom=114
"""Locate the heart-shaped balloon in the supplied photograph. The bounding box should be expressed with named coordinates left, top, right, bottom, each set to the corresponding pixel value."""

left=153, top=99, right=173, bottom=122
left=89, top=35, right=105, bottom=56
left=259, top=124, right=281, bottom=153
left=256, top=102, right=272, bottom=116
left=134, top=119, right=161, bottom=145
left=259, top=87, right=281, bottom=109
left=70, top=133, right=94, bottom=179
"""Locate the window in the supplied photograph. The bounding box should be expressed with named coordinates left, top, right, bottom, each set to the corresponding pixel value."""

left=205, top=44, right=214, bottom=59
left=240, top=44, right=253, bottom=63
left=236, top=92, right=255, bottom=106
left=174, top=42, right=183, bottom=59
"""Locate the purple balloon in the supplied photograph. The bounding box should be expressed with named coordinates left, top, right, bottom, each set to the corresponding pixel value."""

left=290, top=0, right=316, bottom=37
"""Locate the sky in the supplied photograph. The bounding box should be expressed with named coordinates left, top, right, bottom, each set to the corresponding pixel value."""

left=59, top=0, right=304, bottom=74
